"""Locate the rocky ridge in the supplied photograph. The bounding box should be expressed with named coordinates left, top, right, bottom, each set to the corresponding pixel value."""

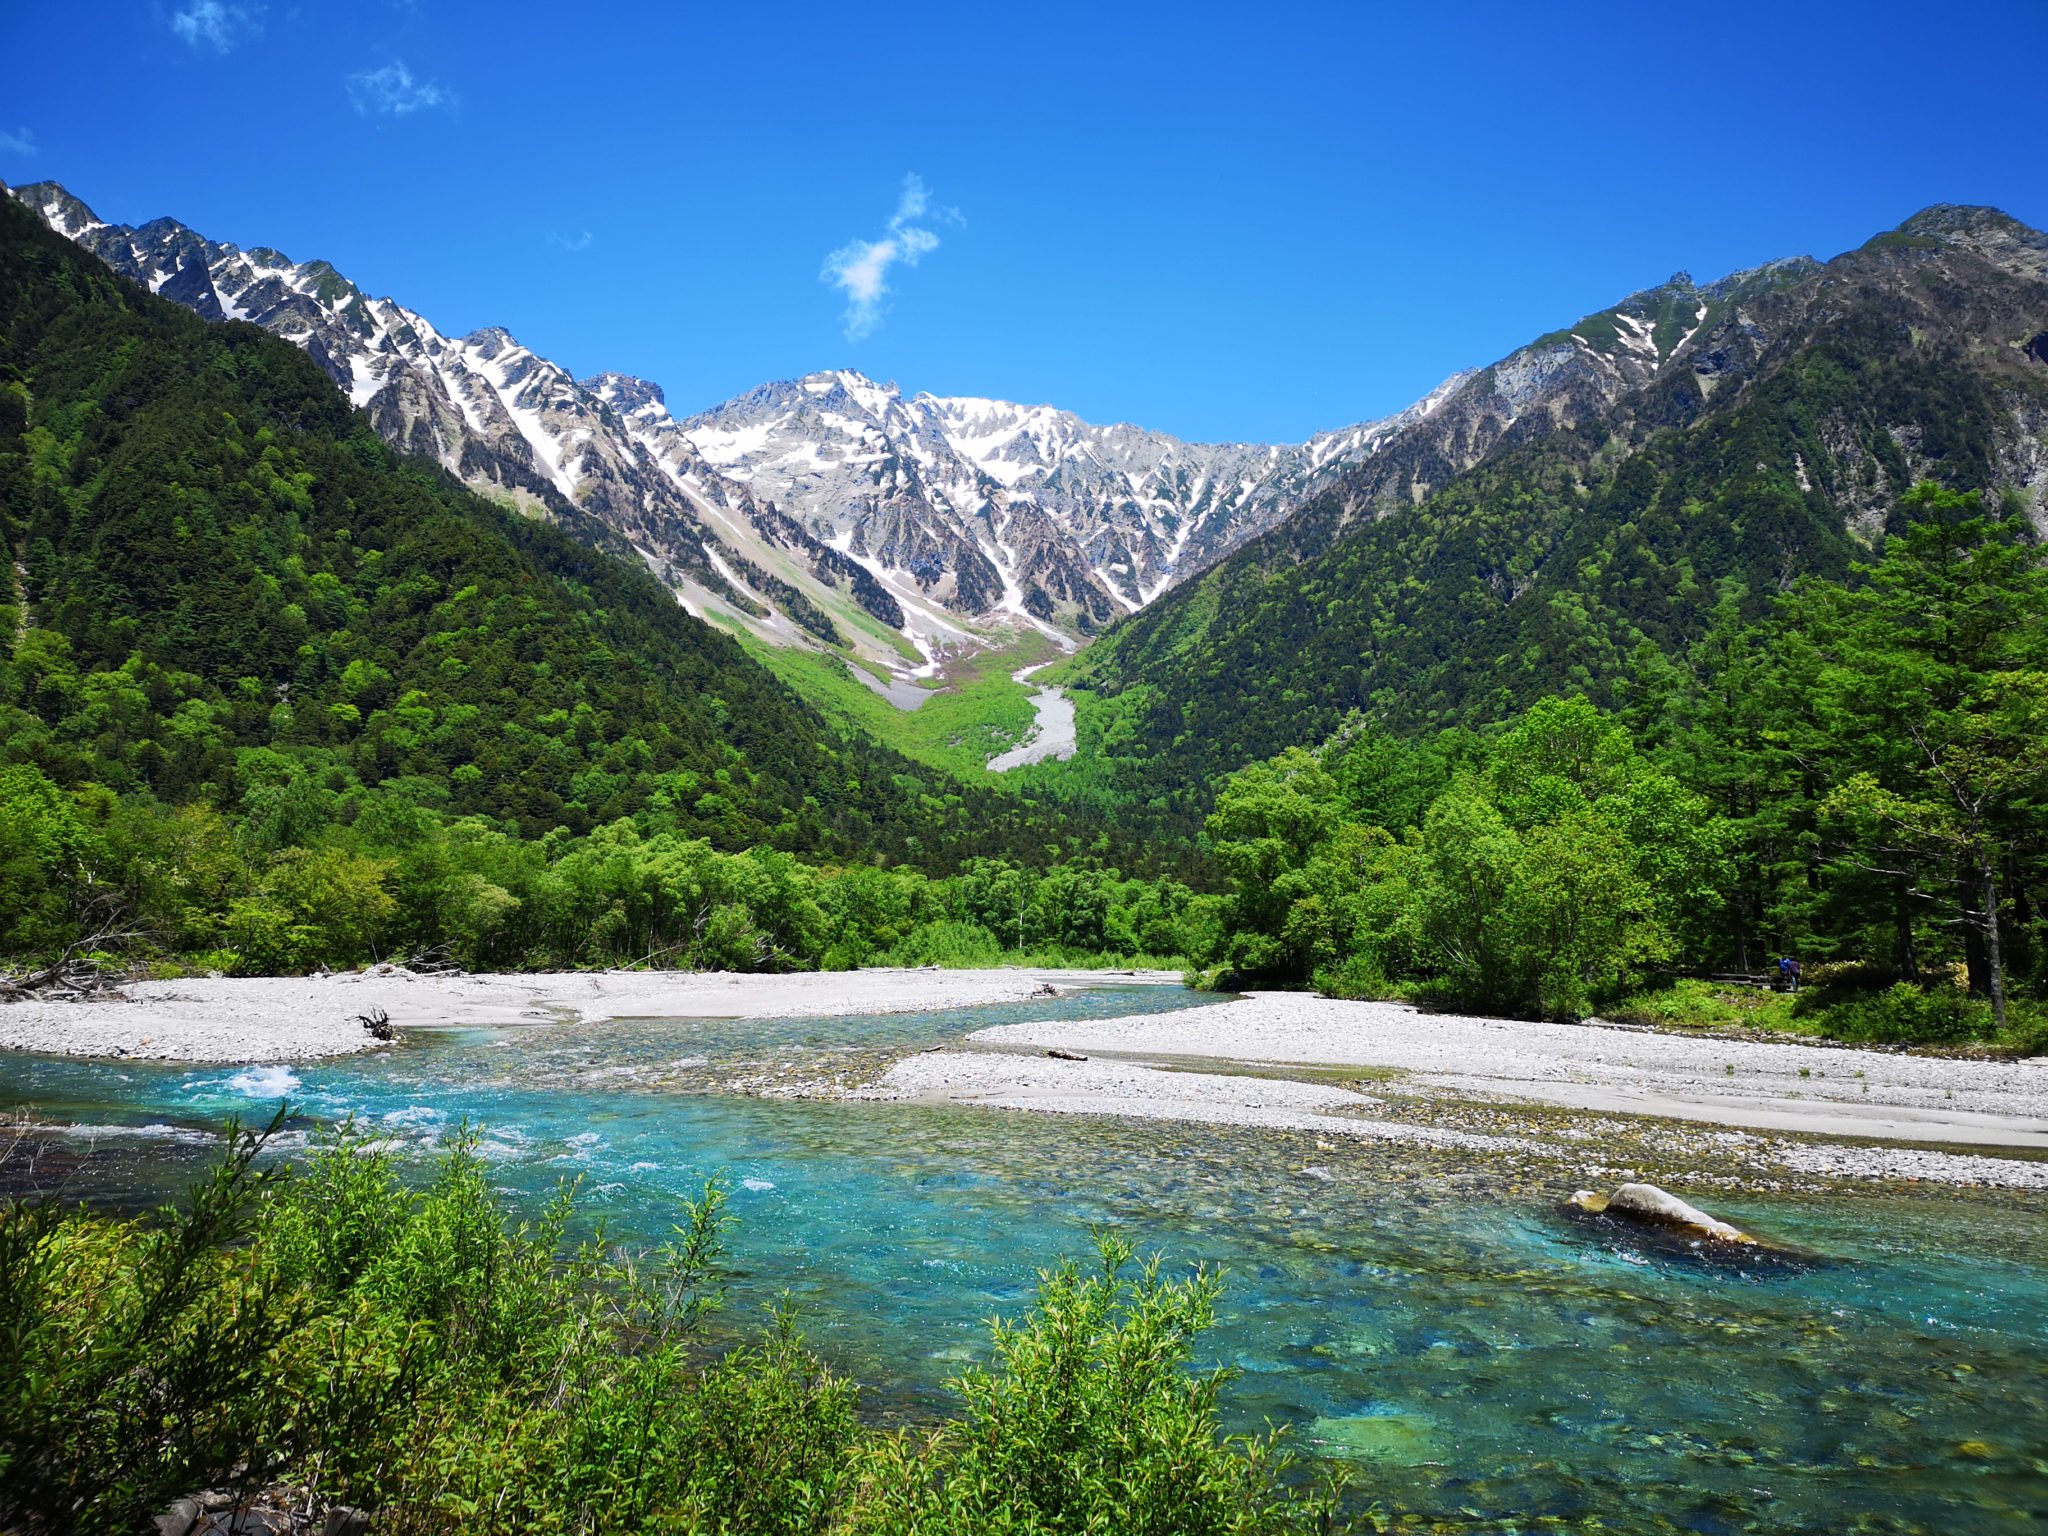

left=28, top=180, right=2027, bottom=691
left=1258, top=204, right=2048, bottom=560
left=677, top=369, right=1466, bottom=629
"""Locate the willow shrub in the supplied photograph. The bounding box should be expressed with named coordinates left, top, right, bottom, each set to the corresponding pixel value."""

left=843, top=1237, right=1338, bottom=1536
left=0, top=1127, right=1344, bottom=1535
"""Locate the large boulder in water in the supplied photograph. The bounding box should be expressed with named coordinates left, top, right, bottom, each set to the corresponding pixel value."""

left=1567, top=1182, right=1757, bottom=1245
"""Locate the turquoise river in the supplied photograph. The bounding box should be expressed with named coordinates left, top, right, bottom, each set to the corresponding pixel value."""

left=3, top=983, right=2044, bottom=1534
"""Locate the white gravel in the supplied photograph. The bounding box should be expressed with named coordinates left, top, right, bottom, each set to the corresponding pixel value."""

left=961, top=993, right=2048, bottom=1151
left=0, top=967, right=1172, bottom=1063
left=987, top=663, right=1078, bottom=771
left=862, top=1050, right=1528, bottom=1151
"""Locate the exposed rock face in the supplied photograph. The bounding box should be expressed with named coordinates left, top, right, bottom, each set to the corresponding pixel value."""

left=679, top=369, right=1461, bottom=625
left=1232, top=209, right=2048, bottom=567
left=1568, top=1182, right=1757, bottom=1244
left=31, top=177, right=2036, bottom=678
left=1252, top=259, right=1834, bottom=557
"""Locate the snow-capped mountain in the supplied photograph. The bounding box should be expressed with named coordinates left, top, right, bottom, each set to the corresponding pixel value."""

left=10, top=178, right=1457, bottom=677
left=14, top=184, right=741, bottom=582
left=679, top=372, right=1465, bottom=628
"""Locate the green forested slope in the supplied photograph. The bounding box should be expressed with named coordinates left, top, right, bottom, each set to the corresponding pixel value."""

left=1181, top=481, right=2048, bottom=1051
left=0, top=196, right=1098, bottom=872
left=1068, top=211, right=2048, bottom=811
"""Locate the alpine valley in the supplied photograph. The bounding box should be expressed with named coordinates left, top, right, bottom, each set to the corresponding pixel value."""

left=7, top=162, right=2048, bottom=1536
left=15, top=177, right=2048, bottom=798
left=10, top=179, right=1471, bottom=691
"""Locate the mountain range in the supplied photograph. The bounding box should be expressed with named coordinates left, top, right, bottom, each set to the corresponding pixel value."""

left=0, top=191, right=1111, bottom=867
left=13, top=177, right=2047, bottom=811
left=11, top=180, right=1468, bottom=687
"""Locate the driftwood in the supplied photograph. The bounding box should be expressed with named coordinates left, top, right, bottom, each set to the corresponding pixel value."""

left=404, top=943, right=463, bottom=976
left=0, top=930, right=145, bottom=1003
left=357, top=1007, right=397, bottom=1042
left=1046, top=1048, right=1088, bottom=1062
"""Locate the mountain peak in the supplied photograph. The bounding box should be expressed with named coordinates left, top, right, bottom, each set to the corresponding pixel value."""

left=461, top=325, right=528, bottom=357
left=1897, top=203, right=2031, bottom=239
left=586, top=372, right=666, bottom=412
left=1878, top=204, right=2048, bottom=279
left=796, top=367, right=898, bottom=399
left=11, top=180, right=103, bottom=239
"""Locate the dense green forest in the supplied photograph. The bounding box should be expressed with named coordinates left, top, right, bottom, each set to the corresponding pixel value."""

left=1, top=1119, right=1337, bottom=1536
left=1192, top=484, right=2048, bottom=1050
left=5, top=189, right=2048, bottom=1054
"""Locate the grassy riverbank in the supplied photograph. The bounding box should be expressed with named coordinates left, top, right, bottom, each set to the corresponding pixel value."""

left=1606, top=976, right=2048, bottom=1057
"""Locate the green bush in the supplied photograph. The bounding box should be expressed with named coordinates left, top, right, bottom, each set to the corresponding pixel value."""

left=1998, top=1006, right=2048, bottom=1058
left=841, top=1237, right=1337, bottom=1535
left=1606, top=978, right=1797, bottom=1033
left=0, top=1126, right=1345, bottom=1535
left=882, top=919, right=1006, bottom=968
left=0, top=763, right=91, bottom=954
left=1794, top=981, right=1988, bottom=1045
left=1312, top=954, right=1388, bottom=1001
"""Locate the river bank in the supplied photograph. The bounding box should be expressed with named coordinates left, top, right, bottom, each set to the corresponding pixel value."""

left=7, top=973, right=2047, bottom=1187
left=986, top=661, right=1077, bottom=770
left=856, top=991, right=2048, bottom=1189
left=5, top=978, right=2039, bottom=1536
left=0, top=966, right=1175, bottom=1062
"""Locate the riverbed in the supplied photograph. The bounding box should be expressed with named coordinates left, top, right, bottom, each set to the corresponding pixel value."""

left=987, top=661, right=1077, bottom=770
left=2, top=976, right=2043, bottom=1532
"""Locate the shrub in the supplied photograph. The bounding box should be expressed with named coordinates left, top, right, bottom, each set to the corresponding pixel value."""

left=1, top=1129, right=1344, bottom=1535
left=1605, top=978, right=1796, bottom=1033
left=0, top=763, right=92, bottom=954
left=842, top=1237, right=1337, bottom=1535
left=881, top=920, right=1005, bottom=968
left=1999, top=1004, right=2048, bottom=1058
left=1794, top=980, right=1988, bottom=1045
left=0, top=1115, right=306, bottom=1532
left=1312, top=953, right=1389, bottom=1001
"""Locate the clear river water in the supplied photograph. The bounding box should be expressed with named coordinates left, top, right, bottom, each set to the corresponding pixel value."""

left=3, top=983, right=2044, bottom=1533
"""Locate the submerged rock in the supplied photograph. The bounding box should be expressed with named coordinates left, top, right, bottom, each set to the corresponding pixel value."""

left=1567, top=1182, right=1757, bottom=1245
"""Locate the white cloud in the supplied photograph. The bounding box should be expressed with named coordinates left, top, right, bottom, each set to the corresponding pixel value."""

left=550, top=229, right=594, bottom=253
left=820, top=174, right=960, bottom=342
left=170, top=1, right=263, bottom=52
left=347, top=59, right=454, bottom=117
left=0, top=127, right=36, bottom=158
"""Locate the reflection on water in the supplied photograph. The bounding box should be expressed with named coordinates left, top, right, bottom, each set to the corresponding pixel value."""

left=3, top=984, right=2044, bottom=1533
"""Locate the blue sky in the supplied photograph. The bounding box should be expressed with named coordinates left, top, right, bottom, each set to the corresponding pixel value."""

left=4, top=0, right=2044, bottom=442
